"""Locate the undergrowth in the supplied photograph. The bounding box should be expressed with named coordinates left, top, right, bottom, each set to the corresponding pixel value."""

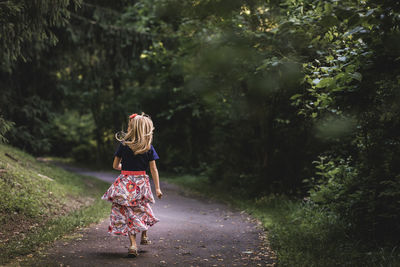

left=163, top=175, right=400, bottom=267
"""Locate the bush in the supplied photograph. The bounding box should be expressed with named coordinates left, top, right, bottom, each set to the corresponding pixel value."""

left=308, top=156, right=400, bottom=243
left=0, top=115, right=14, bottom=144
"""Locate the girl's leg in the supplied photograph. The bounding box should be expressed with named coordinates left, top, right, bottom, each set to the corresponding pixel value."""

left=141, top=230, right=151, bottom=245
left=128, top=232, right=138, bottom=257
left=142, top=230, right=147, bottom=239
left=128, top=232, right=137, bottom=249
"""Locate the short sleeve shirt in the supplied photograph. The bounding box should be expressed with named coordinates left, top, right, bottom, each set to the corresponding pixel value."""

left=114, top=143, right=159, bottom=171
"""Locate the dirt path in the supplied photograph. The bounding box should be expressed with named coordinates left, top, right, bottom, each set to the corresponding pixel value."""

left=24, top=168, right=276, bottom=266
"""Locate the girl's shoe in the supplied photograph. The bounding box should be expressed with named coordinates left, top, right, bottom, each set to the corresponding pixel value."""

left=140, top=237, right=151, bottom=245
left=128, top=246, right=138, bottom=257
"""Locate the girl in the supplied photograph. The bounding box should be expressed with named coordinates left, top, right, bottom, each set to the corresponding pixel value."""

left=102, top=113, right=163, bottom=257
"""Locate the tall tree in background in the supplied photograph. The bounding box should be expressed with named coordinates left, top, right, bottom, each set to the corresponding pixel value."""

left=112, top=0, right=400, bottom=241
left=52, top=0, right=155, bottom=163
left=1, top=0, right=399, bottom=245
left=0, top=0, right=81, bottom=152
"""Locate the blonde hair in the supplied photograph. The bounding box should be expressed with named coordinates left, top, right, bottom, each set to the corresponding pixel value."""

left=115, top=113, right=154, bottom=155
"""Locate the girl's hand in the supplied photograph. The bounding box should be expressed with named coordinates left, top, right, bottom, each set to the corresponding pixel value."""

left=156, top=189, right=163, bottom=199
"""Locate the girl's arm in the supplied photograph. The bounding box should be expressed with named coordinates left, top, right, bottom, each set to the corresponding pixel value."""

left=113, top=157, right=122, bottom=170
left=149, top=160, right=163, bottom=199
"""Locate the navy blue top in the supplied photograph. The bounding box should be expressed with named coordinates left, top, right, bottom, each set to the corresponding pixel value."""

left=114, top=143, right=159, bottom=171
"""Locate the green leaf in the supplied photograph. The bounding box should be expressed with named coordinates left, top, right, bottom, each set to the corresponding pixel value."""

left=316, top=78, right=334, bottom=88
left=349, top=72, right=362, bottom=82
left=343, top=26, right=364, bottom=37
left=290, top=94, right=302, bottom=100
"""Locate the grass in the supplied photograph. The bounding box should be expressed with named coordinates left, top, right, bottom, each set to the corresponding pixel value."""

left=0, top=144, right=111, bottom=265
left=163, top=175, right=400, bottom=267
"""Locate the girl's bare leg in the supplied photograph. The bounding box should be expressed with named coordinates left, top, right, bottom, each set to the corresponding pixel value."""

left=128, top=232, right=137, bottom=249
left=128, top=232, right=138, bottom=257
left=141, top=230, right=151, bottom=244
left=142, top=230, right=147, bottom=239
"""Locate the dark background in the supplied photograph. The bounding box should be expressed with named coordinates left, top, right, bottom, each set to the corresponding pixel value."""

left=1, top=0, right=399, bottom=250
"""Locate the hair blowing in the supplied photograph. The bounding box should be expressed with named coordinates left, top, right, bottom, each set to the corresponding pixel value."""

left=115, top=113, right=154, bottom=155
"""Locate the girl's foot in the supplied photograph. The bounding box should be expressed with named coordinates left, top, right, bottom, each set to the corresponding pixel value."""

left=128, top=246, right=138, bottom=257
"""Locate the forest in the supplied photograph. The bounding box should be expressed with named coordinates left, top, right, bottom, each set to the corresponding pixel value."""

left=1, top=0, right=399, bottom=265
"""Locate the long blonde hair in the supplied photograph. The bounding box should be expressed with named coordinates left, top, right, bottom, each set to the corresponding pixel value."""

left=115, top=113, right=154, bottom=155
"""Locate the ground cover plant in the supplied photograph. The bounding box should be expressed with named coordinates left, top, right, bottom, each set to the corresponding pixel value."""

left=0, top=144, right=110, bottom=265
left=164, top=175, right=400, bottom=266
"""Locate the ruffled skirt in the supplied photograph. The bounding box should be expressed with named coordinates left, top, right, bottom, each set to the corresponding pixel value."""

left=101, top=174, right=159, bottom=235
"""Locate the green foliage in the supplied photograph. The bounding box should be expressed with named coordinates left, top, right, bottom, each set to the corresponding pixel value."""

left=49, top=112, right=97, bottom=161
left=0, top=115, right=14, bottom=144
left=284, top=0, right=400, bottom=242
left=269, top=200, right=400, bottom=267
left=307, top=156, right=359, bottom=204
left=308, top=155, right=400, bottom=242
left=2, top=199, right=109, bottom=265
left=0, top=144, right=110, bottom=264
left=0, top=0, right=81, bottom=155
left=5, top=95, right=54, bottom=155
left=0, top=143, right=99, bottom=217
left=1, top=0, right=400, bottom=262
left=111, top=0, right=316, bottom=194
left=165, top=174, right=400, bottom=267
left=0, top=0, right=81, bottom=72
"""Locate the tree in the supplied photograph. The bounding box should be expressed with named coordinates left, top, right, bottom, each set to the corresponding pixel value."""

left=0, top=0, right=81, bottom=154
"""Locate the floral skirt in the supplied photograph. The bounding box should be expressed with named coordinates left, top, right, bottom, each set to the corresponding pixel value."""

left=101, top=174, right=159, bottom=236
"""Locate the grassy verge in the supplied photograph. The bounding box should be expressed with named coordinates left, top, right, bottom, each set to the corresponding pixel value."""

left=163, top=175, right=400, bottom=267
left=0, top=144, right=110, bottom=265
